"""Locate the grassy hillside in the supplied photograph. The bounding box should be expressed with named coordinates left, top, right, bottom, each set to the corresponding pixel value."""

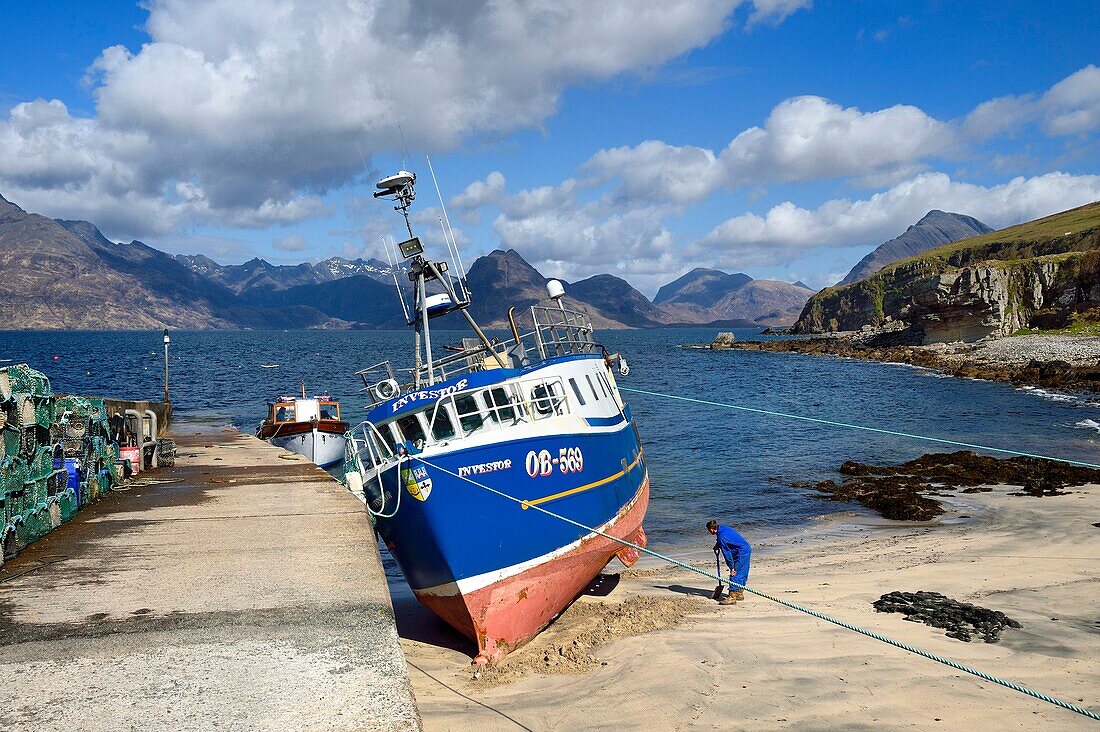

left=792, top=201, right=1100, bottom=339
left=883, top=200, right=1100, bottom=273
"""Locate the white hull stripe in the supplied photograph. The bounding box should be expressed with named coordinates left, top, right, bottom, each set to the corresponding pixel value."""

left=415, top=471, right=647, bottom=598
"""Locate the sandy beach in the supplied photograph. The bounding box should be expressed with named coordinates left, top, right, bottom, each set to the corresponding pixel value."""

left=398, top=483, right=1100, bottom=730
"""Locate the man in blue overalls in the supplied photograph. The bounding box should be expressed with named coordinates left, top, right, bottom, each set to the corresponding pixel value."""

left=707, top=520, right=751, bottom=605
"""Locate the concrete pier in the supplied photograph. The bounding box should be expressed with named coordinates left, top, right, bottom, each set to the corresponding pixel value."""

left=0, top=426, right=421, bottom=731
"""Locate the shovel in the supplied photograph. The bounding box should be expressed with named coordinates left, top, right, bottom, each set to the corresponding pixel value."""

left=711, top=550, right=725, bottom=600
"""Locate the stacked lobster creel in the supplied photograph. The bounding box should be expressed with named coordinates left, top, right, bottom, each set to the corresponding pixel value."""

left=0, top=366, right=121, bottom=564
left=0, top=364, right=65, bottom=562
left=51, top=395, right=118, bottom=508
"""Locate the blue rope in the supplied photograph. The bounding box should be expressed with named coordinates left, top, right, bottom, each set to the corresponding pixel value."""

left=620, top=386, right=1100, bottom=470
left=414, top=455, right=1100, bottom=722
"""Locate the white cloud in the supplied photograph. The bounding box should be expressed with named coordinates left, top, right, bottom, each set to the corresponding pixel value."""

left=584, top=141, right=724, bottom=204
left=0, top=0, right=751, bottom=240
left=468, top=171, right=681, bottom=288
left=453, top=171, right=506, bottom=210
left=451, top=171, right=506, bottom=224
left=747, top=0, right=812, bottom=27
left=579, top=66, right=1099, bottom=210
left=694, top=171, right=1100, bottom=267
left=964, top=64, right=1100, bottom=140
left=723, top=95, right=955, bottom=182
left=580, top=96, right=957, bottom=206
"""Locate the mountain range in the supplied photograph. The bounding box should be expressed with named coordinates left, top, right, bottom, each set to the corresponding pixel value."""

left=1, top=191, right=987, bottom=331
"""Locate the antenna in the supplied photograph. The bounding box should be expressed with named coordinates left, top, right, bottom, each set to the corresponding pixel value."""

left=398, top=125, right=412, bottom=170
left=426, top=155, right=470, bottom=302
left=374, top=170, right=417, bottom=237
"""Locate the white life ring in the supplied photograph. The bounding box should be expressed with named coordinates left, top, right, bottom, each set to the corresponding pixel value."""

left=374, top=378, right=400, bottom=401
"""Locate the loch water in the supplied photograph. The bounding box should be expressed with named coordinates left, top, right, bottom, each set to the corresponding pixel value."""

left=2, top=328, right=1097, bottom=553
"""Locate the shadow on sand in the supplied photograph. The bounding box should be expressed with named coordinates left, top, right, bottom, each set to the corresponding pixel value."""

left=657, top=584, right=718, bottom=599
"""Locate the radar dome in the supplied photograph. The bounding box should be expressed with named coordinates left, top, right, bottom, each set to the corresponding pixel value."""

left=546, top=280, right=565, bottom=300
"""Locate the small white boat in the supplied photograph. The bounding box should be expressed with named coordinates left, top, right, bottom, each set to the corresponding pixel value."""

left=258, top=392, right=348, bottom=468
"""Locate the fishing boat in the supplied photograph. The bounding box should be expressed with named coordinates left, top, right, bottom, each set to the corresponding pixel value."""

left=258, top=388, right=349, bottom=468
left=343, top=168, right=649, bottom=664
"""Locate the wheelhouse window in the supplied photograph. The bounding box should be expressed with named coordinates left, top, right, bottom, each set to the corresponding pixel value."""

left=273, top=404, right=296, bottom=422
left=531, top=383, right=564, bottom=416
left=484, top=387, right=517, bottom=423
left=382, top=423, right=401, bottom=452
left=568, top=378, right=586, bottom=406
left=454, top=394, right=485, bottom=434
left=431, top=407, right=456, bottom=441
left=396, top=413, right=427, bottom=446
left=374, top=427, right=397, bottom=456
left=319, top=402, right=340, bottom=420
left=585, top=374, right=600, bottom=401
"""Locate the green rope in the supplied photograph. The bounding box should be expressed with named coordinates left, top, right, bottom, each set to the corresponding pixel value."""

left=413, top=456, right=1100, bottom=722
left=620, top=386, right=1100, bottom=470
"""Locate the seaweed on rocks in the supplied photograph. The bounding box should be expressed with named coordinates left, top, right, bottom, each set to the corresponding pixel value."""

left=797, top=451, right=1100, bottom=521
left=873, top=591, right=1021, bottom=643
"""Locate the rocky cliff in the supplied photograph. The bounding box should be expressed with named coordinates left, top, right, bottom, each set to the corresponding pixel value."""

left=792, top=202, right=1100, bottom=343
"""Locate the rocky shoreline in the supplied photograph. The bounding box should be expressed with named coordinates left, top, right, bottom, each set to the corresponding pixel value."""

left=794, top=450, right=1100, bottom=521
left=701, top=332, right=1100, bottom=394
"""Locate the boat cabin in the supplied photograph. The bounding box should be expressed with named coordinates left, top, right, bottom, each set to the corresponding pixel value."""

left=268, top=397, right=342, bottom=424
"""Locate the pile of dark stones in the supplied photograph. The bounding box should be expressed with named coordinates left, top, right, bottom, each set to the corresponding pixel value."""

left=873, top=590, right=1022, bottom=643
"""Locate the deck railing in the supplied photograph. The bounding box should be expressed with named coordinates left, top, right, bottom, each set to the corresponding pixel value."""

left=356, top=305, right=599, bottom=403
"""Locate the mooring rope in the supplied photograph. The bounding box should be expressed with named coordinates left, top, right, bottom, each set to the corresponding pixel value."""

left=620, top=386, right=1100, bottom=470
left=412, top=455, right=1100, bottom=722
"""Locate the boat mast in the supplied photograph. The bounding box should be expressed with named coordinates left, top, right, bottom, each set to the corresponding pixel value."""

left=373, top=168, right=506, bottom=386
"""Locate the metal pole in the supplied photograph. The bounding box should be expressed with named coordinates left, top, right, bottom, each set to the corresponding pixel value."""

left=423, top=260, right=506, bottom=369
left=162, top=329, right=170, bottom=403
left=419, top=270, right=435, bottom=385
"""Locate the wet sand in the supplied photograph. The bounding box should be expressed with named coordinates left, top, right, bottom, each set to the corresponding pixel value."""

left=399, top=484, right=1100, bottom=730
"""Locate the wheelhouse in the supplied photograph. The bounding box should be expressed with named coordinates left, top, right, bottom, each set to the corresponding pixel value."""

left=267, top=397, right=342, bottom=424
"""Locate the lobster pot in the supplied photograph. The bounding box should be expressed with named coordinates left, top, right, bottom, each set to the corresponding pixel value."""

left=25, top=477, right=48, bottom=508
left=1, top=462, right=22, bottom=528
left=13, top=395, right=36, bottom=427
left=83, top=475, right=102, bottom=505
left=47, top=498, right=61, bottom=530
left=28, top=446, right=54, bottom=482
left=62, top=436, right=85, bottom=458
left=26, top=504, right=52, bottom=543
left=87, top=399, right=108, bottom=424
left=18, top=427, right=37, bottom=459
left=46, top=469, right=67, bottom=498
left=1, top=459, right=28, bottom=521
left=59, top=487, right=78, bottom=522
left=156, top=438, right=177, bottom=467
left=0, top=364, right=51, bottom=400
left=34, top=399, right=55, bottom=428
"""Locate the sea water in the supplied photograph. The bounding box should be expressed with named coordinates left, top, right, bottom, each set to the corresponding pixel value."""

left=2, top=328, right=1097, bottom=555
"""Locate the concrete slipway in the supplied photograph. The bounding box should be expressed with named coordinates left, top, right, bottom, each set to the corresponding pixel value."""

left=0, top=427, right=421, bottom=731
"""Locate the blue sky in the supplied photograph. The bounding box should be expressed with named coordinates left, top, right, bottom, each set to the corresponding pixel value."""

left=1, top=1, right=1098, bottom=294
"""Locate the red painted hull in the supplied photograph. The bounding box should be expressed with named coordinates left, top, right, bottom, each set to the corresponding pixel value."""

left=415, top=473, right=649, bottom=664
